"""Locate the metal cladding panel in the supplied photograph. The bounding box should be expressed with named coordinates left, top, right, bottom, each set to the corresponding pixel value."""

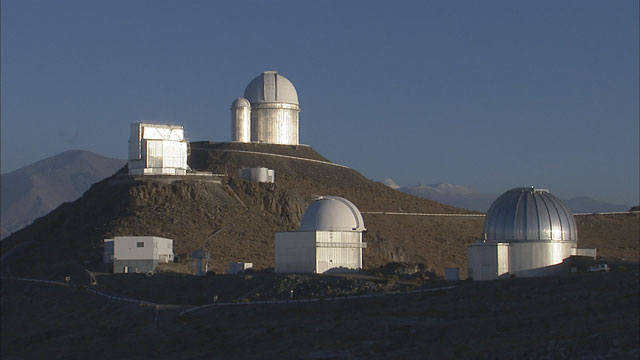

left=161, top=141, right=188, bottom=169
left=315, top=231, right=362, bottom=272
left=497, top=244, right=510, bottom=277
left=275, top=232, right=316, bottom=273
left=467, top=242, right=509, bottom=281
left=508, top=242, right=572, bottom=274
left=250, top=167, right=269, bottom=182
left=232, top=105, right=251, bottom=142
left=141, top=125, right=184, bottom=141
left=250, top=106, right=299, bottom=145
left=144, top=140, right=163, bottom=168
left=483, top=187, right=577, bottom=243
left=239, top=167, right=274, bottom=183
left=244, top=71, right=299, bottom=105
left=129, top=123, right=143, bottom=160
left=300, top=196, right=365, bottom=232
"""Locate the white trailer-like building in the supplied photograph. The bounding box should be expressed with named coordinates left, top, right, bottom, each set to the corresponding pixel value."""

left=104, top=236, right=174, bottom=274
left=275, top=196, right=367, bottom=273
left=128, top=122, right=188, bottom=175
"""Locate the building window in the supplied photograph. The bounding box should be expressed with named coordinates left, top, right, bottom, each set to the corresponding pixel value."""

left=137, top=242, right=144, bottom=248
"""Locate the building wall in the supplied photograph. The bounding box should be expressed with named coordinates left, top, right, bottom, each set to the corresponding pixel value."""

left=112, top=236, right=173, bottom=262
left=250, top=103, right=299, bottom=145
left=239, top=167, right=275, bottom=183
left=113, top=259, right=158, bottom=274
left=232, top=106, right=251, bottom=142
left=467, top=242, right=509, bottom=281
left=274, top=232, right=316, bottom=273
left=114, top=236, right=155, bottom=260
left=508, top=242, right=572, bottom=275
left=103, top=239, right=114, bottom=263
left=155, top=237, right=174, bottom=263
left=315, top=231, right=363, bottom=273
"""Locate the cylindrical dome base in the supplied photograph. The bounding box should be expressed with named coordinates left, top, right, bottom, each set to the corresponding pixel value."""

left=250, top=103, right=299, bottom=145
left=508, top=241, right=573, bottom=276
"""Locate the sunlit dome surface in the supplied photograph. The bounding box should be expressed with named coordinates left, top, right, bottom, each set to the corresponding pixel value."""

left=300, top=196, right=365, bottom=232
left=231, top=97, right=250, bottom=108
left=243, top=71, right=299, bottom=105
left=483, top=187, right=577, bottom=243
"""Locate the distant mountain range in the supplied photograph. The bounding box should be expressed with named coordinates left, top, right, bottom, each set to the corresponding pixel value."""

left=382, top=178, right=631, bottom=213
left=1, top=151, right=125, bottom=239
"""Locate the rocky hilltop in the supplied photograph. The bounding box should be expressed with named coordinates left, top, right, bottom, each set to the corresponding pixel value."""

left=3, top=142, right=638, bottom=279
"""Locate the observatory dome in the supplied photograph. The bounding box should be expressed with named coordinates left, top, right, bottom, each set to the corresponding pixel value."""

left=244, top=71, right=299, bottom=105
left=300, top=196, right=365, bottom=232
left=483, top=187, right=577, bottom=243
left=231, top=97, right=251, bottom=108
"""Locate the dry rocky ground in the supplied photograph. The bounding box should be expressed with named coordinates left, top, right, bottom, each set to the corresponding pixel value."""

left=2, top=269, right=638, bottom=359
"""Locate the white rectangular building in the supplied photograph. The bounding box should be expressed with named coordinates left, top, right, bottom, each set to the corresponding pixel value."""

left=128, top=122, right=188, bottom=175
left=104, top=236, right=174, bottom=274
left=275, top=231, right=365, bottom=273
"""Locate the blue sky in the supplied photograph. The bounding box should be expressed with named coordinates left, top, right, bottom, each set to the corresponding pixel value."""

left=2, top=0, right=638, bottom=205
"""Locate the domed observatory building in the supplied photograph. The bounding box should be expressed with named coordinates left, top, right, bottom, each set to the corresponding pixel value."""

left=231, top=71, right=300, bottom=145
left=275, top=196, right=367, bottom=273
left=467, top=187, right=578, bottom=280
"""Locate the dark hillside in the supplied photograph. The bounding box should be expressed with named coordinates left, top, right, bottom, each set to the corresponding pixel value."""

left=3, top=143, right=638, bottom=280
left=3, top=144, right=477, bottom=279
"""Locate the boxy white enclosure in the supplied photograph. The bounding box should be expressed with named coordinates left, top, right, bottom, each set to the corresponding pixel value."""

left=128, top=122, right=188, bottom=175
left=238, top=167, right=275, bottom=183
left=275, top=196, right=367, bottom=273
left=104, top=236, right=174, bottom=274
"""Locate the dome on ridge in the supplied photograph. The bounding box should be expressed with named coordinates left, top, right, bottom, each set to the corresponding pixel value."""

left=243, top=71, right=299, bottom=105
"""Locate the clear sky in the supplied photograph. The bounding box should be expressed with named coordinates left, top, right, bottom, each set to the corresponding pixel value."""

left=2, top=0, right=638, bottom=205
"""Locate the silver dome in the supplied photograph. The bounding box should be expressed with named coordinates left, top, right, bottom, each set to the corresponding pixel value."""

left=483, top=187, right=577, bottom=243
left=243, top=71, right=299, bottom=105
left=231, top=97, right=251, bottom=108
left=300, top=196, right=365, bottom=232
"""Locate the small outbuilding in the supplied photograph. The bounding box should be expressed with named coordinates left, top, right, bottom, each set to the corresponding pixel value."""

left=239, top=167, right=275, bottom=183
left=275, top=196, right=367, bottom=273
left=104, top=236, right=174, bottom=274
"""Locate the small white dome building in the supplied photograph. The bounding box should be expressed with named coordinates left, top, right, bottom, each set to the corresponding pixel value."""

left=275, top=196, right=367, bottom=273
left=468, top=187, right=579, bottom=280
left=231, top=71, right=301, bottom=145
